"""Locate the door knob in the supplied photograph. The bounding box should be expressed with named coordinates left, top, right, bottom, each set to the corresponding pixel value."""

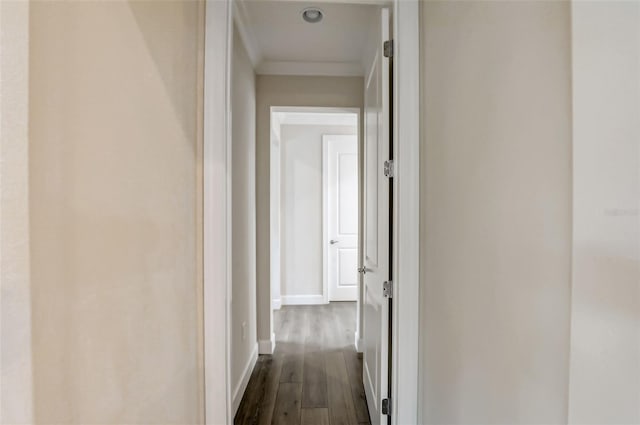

left=330, top=239, right=339, bottom=245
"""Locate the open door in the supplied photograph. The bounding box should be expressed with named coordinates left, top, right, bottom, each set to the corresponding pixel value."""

left=362, top=7, right=392, bottom=425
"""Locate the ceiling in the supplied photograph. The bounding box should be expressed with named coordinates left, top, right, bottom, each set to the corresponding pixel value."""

left=236, top=0, right=380, bottom=76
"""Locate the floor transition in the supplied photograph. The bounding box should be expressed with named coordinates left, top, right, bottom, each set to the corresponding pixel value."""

left=234, top=302, right=371, bottom=425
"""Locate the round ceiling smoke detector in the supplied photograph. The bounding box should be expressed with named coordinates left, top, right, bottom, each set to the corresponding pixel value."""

left=302, top=7, right=323, bottom=23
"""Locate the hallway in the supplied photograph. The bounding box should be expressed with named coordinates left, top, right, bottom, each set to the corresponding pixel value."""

left=3, top=1, right=639, bottom=424
left=234, top=303, right=370, bottom=425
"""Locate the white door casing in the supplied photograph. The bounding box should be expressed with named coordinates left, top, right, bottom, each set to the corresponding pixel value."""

left=392, top=1, right=421, bottom=423
left=323, top=135, right=359, bottom=302
left=363, top=7, right=391, bottom=425
left=204, top=0, right=232, bottom=422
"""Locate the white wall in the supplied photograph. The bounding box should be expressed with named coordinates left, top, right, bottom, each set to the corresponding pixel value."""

left=256, top=76, right=363, bottom=344
left=280, top=124, right=357, bottom=302
left=569, top=2, right=640, bottom=423
left=270, top=126, right=282, bottom=309
left=230, top=26, right=258, bottom=413
left=419, top=2, right=573, bottom=422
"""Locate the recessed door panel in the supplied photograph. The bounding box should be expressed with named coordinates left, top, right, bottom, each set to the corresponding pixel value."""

left=338, top=248, right=358, bottom=288
left=338, top=153, right=359, bottom=235
left=365, top=62, right=380, bottom=267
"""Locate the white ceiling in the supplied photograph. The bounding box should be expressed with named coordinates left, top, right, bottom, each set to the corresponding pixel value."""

left=236, top=0, right=380, bottom=76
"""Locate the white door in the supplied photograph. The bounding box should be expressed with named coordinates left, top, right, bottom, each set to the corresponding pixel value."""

left=362, top=7, right=391, bottom=425
left=324, top=135, right=359, bottom=302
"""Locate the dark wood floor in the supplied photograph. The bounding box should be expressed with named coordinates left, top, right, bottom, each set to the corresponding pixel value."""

left=234, top=302, right=371, bottom=425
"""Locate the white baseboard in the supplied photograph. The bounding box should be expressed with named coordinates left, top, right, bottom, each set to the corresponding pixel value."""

left=355, top=331, right=363, bottom=353
left=258, top=332, right=276, bottom=355
left=231, top=342, right=258, bottom=416
left=281, top=294, right=327, bottom=306
left=273, top=298, right=282, bottom=310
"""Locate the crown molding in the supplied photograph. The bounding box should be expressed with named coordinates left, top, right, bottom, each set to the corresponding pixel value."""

left=256, top=60, right=364, bottom=77
left=233, top=0, right=262, bottom=67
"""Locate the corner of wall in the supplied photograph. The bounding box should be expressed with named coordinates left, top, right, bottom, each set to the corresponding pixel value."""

left=258, top=333, right=276, bottom=355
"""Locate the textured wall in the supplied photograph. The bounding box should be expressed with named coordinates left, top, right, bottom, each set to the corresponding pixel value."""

left=569, top=2, right=640, bottom=423
left=28, top=1, right=204, bottom=422
left=420, top=2, right=573, bottom=422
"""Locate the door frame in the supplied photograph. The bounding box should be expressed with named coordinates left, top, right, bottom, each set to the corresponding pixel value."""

left=203, top=0, right=233, bottom=422
left=323, top=133, right=360, bottom=303
left=202, top=1, right=420, bottom=423
left=391, top=1, right=421, bottom=423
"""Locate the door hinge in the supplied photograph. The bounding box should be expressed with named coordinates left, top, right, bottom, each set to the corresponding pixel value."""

left=383, top=281, right=393, bottom=298
left=382, top=397, right=392, bottom=415
left=383, top=160, right=394, bottom=178
left=383, top=40, right=394, bottom=58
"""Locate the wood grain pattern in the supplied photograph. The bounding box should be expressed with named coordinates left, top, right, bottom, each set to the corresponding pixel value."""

left=325, top=351, right=359, bottom=425
left=235, top=356, right=270, bottom=425
left=301, top=348, right=327, bottom=408
left=234, top=303, right=371, bottom=425
left=272, top=383, right=302, bottom=425
left=344, top=350, right=369, bottom=423
left=280, top=307, right=305, bottom=383
left=256, top=355, right=282, bottom=425
left=301, top=408, right=330, bottom=425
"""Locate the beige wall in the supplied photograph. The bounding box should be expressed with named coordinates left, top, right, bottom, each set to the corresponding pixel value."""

left=230, top=25, right=258, bottom=408
left=1, top=1, right=34, bottom=423
left=28, top=1, right=204, bottom=423
left=569, top=2, right=640, bottom=423
left=256, top=76, right=363, bottom=343
left=419, top=1, right=573, bottom=422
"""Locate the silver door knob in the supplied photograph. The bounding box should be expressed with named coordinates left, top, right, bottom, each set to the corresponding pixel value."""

left=330, top=239, right=339, bottom=245
left=358, top=267, right=368, bottom=274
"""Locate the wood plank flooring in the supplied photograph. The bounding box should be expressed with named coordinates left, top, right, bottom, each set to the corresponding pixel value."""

left=235, top=302, right=371, bottom=425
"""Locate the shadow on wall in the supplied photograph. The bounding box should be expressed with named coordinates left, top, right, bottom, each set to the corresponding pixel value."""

left=27, top=1, right=205, bottom=422
left=128, top=0, right=203, bottom=149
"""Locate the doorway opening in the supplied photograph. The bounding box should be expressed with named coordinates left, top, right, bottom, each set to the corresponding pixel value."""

left=232, top=1, right=389, bottom=422
left=203, top=0, right=420, bottom=424
left=209, top=1, right=422, bottom=424
left=251, top=106, right=368, bottom=423
left=270, top=107, right=361, bottom=307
